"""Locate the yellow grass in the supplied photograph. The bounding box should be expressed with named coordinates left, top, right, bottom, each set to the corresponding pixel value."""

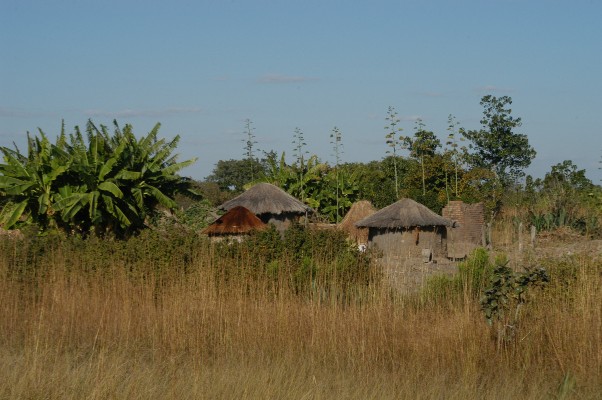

left=0, top=234, right=600, bottom=399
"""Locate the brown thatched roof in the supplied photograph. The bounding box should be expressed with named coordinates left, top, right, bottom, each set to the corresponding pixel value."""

left=355, top=198, right=453, bottom=229
left=339, top=201, right=377, bottom=243
left=202, top=206, right=267, bottom=235
left=219, top=183, right=311, bottom=215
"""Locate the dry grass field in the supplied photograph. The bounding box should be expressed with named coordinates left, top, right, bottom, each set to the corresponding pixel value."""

left=0, top=228, right=600, bottom=399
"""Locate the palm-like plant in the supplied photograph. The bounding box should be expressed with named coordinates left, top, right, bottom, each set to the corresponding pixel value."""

left=0, top=128, right=70, bottom=229
left=0, top=120, right=197, bottom=237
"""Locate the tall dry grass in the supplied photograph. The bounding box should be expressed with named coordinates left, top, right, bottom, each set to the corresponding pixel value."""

left=0, top=230, right=600, bottom=399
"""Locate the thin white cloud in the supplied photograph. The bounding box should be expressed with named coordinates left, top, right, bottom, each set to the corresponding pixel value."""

left=400, top=115, right=422, bottom=122
left=258, top=74, right=318, bottom=84
left=0, top=107, right=50, bottom=118
left=84, top=107, right=204, bottom=118
left=476, top=85, right=515, bottom=94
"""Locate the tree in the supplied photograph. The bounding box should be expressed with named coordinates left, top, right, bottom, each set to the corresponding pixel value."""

left=206, top=158, right=265, bottom=192
left=0, top=120, right=197, bottom=237
left=461, top=95, right=536, bottom=186
left=341, top=159, right=400, bottom=209
left=527, top=160, right=597, bottom=231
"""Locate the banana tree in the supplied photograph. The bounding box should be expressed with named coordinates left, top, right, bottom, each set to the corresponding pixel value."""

left=0, top=120, right=197, bottom=237
left=0, top=130, right=70, bottom=229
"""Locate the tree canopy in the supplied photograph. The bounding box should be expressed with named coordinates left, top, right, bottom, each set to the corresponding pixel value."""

left=462, top=95, right=536, bottom=186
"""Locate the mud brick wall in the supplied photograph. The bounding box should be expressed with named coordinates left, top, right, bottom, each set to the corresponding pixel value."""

left=442, top=201, right=485, bottom=245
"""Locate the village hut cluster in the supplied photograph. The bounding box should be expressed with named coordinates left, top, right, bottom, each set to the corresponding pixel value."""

left=202, top=183, right=311, bottom=239
left=202, top=182, right=484, bottom=263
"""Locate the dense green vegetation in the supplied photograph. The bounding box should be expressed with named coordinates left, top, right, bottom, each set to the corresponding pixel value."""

left=201, top=95, right=600, bottom=231
left=0, top=120, right=197, bottom=237
left=1, top=95, right=600, bottom=236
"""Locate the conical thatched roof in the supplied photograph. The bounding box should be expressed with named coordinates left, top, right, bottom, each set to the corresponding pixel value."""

left=202, top=206, right=267, bottom=235
left=339, top=201, right=377, bottom=243
left=355, top=198, right=453, bottom=229
left=219, top=183, right=311, bottom=215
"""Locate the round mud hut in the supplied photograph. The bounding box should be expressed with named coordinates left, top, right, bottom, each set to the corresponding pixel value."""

left=339, top=200, right=377, bottom=246
left=355, top=198, right=454, bottom=260
left=219, top=183, right=312, bottom=233
left=202, top=206, right=267, bottom=241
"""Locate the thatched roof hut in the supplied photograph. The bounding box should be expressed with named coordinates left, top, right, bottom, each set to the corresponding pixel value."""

left=339, top=200, right=376, bottom=245
left=202, top=206, right=267, bottom=237
left=356, top=198, right=453, bottom=229
left=219, top=183, right=311, bottom=232
left=355, top=198, right=454, bottom=260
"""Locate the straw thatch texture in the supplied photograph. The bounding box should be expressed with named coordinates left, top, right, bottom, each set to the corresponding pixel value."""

left=202, top=206, right=267, bottom=236
left=355, top=198, right=453, bottom=229
left=219, top=183, right=311, bottom=215
left=339, top=201, right=377, bottom=244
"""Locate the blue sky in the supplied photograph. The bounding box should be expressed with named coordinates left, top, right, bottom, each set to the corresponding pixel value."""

left=1, top=0, right=601, bottom=183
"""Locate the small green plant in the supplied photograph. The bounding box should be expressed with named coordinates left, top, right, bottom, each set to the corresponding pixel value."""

left=480, top=258, right=549, bottom=347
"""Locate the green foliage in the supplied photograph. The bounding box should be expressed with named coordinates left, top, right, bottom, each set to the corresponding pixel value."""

left=193, top=181, right=234, bottom=206
left=206, top=158, right=266, bottom=192
left=175, top=199, right=215, bottom=231
left=1, top=224, right=204, bottom=281
left=0, top=120, right=197, bottom=237
left=461, top=95, right=536, bottom=188
left=524, top=160, right=599, bottom=235
left=211, top=222, right=376, bottom=298
left=480, top=258, right=549, bottom=345
left=399, top=154, right=450, bottom=213
left=251, top=151, right=358, bottom=223
left=306, top=167, right=359, bottom=223
left=455, top=167, right=503, bottom=218
left=341, top=158, right=405, bottom=209
left=403, top=119, right=441, bottom=197
left=405, top=119, right=441, bottom=159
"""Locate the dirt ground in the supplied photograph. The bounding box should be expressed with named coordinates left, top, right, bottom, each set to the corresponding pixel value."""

left=379, top=230, right=602, bottom=294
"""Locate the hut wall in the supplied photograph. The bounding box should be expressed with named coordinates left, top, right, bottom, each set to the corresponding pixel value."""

left=259, top=212, right=301, bottom=233
left=442, top=201, right=485, bottom=258
left=368, top=226, right=447, bottom=259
